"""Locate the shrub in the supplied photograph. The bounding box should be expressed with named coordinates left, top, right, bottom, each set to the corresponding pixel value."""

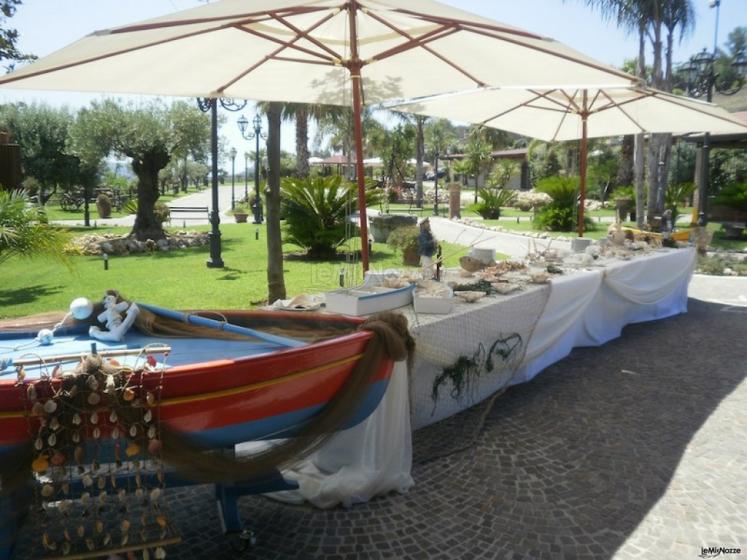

left=715, top=182, right=747, bottom=213
left=386, top=225, right=420, bottom=266
left=665, top=182, right=696, bottom=222
left=95, top=193, right=112, bottom=218
left=281, top=175, right=382, bottom=259
left=469, top=188, right=516, bottom=219
left=153, top=201, right=170, bottom=224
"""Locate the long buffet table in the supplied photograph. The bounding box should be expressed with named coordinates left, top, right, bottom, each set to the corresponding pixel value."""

left=277, top=247, right=697, bottom=508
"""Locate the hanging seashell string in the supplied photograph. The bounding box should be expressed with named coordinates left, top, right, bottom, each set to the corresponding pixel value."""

left=17, top=347, right=180, bottom=559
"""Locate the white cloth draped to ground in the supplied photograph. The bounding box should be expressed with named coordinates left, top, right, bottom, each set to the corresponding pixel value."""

left=272, top=248, right=696, bottom=508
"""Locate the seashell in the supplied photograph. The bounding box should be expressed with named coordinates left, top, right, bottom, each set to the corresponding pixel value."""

left=135, top=472, right=142, bottom=488
left=87, top=392, right=101, bottom=406
left=49, top=417, right=60, bottom=431
left=156, top=470, right=164, bottom=485
left=46, top=433, right=57, bottom=447
left=491, top=282, right=521, bottom=295
left=58, top=500, right=71, bottom=514
left=529, top=270, right=550, bottom=284
left=97, top=476, right=106, bottom=490
left=76, top=525, right=85, bottom=538
left=117, top=489, right=126, bottom=502
left=43, top=399, right=57, bottom=414
left=87, top=376, right=99, bottom=391
left=34, top=437, right=43, bottom=451
left=71, top=431, right=81, bottom=443
left=74, top=446, right=85, bottom=464
left=41, top=484, right=55, bottom=498
left=98, top=491, right=107, bottom=506
left=110, top=473, right=117, bottom=488
left=90, top=411, right=98, bottom=425
left=72, top=413, right=82, bottom=426
left=80, top=492, right=91, bottom=506
left=42, top=532, right=55, bottom=551
left=459, top=255, right=487, bottom=273
left=145, top=392, right=156, bottom=407
left=92, top=427, right=101, bottom=439
left=140, top=512, right=147, bottom=527
left=81, top=474, right=93, bottom=488
left=51, top=451, right=66, bottom=466
left=156, top=515, right=167, bottom=529
left=92, top=460, right=100, bottom=472
left=64, top=529, right=71, bottom=542
left=125, top=442, right=140, bottom=457
left=108, top=358, right=120, bottom=366
left=135, top=488, right=144, bottom=500
left=129, top=424, right=138, bottom=438
left=95, top=520, right=104, bottom=534
left=121, top=534, right=129, bottom=547
left=150, top=488, right=161, bottom=502
left=104, top=374, right=116, bottom=394
left=26, top=384, right=37, bottom=401
left=155, top=547, right=167, bottom=559
left=122, top=388, right=136, bottom=402
left=31, top=402, right=45, bottom=416
left=143, top=410, right=153, bottom=424
left=121, top=519, right=131, bottom=533
left=51, top=365, right=61, bottom=378
left=85, top=538, right=95, bottom=551
left=62, top=541, right=71, bottom=555
left=109, top=410, right=118, bottom=423
left=67, top=385, right=78, bottom=398
left=148, top=439, right=162, bottom=455
left=455, top=291, right=486, bottom=303
left=103, top=533, right=112, bottom=547
left=147, top=425, right=157, bottom=439
left=143, top=547, right=151, bottom=560
left=111, top=427, right=120, bottom=439
left=61, top=481, right=70, bottom=495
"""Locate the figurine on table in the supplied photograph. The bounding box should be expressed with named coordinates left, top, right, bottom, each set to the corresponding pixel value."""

left=89, top=290, right=140, bottom=342
left=418, top=218, right=438, bottom=280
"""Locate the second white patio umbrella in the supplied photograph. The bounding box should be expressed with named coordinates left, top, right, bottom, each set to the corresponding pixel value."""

left=393, top=86, right=747, bottom=236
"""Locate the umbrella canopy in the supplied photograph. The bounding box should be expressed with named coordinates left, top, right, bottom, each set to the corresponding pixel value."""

left=0, top=0, right=640, bottom=268
left=393, top=86, right=747, bottom=236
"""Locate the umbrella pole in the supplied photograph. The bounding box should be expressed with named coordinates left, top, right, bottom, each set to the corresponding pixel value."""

left=577, top=106, right=588, bottom=238
left=348, top=2, right=370, bottom=272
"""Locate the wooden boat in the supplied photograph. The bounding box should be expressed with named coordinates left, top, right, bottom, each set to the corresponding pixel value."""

left=0, top=302, right=401, bottom=558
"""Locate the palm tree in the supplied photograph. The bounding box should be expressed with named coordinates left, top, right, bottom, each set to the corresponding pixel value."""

left=265, top=102, right=286, bottom=303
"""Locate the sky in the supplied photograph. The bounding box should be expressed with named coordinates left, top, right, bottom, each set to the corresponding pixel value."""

left=0, top=0, right=745, bottom=164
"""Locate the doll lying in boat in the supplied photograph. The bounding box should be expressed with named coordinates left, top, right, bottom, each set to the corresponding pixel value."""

left=87, top=290, right=140, bottom=342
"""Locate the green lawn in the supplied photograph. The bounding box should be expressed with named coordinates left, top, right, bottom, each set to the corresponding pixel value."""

left=0, top=223, right=470, bottom=319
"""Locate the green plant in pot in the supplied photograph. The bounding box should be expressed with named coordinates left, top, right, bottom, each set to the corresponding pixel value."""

left=613, top=185, right=635, bottom=222
left=387, top=225, right=420, bottom=266
left=468, top=187, right=516, bottom=219
left=231, top=200, right=251, bottom=223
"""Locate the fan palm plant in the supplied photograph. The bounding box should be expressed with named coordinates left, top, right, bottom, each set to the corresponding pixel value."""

left=281, top=175, right=382, bottom=259
left=0, top=190, right=69, bottom=266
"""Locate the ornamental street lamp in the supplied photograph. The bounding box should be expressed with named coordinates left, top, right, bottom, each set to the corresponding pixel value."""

left=677, top=0, right=746, bottom=225
left=238, top=113, right=267, bottom=224
left=433, top=150, right=440, bottom=217
left=196, top=97, right=248, bottom=268
left=229, top=147, right=237, bottom=211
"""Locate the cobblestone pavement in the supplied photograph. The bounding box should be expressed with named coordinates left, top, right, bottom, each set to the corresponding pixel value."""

left=13, top=299, right=746, bottom=559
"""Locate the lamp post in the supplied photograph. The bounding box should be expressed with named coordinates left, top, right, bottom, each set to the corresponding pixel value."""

left=678, top=0, right=747, bottom=225
left=433, top=150, right=440, bottom=216
left=229, top=147, right=237, bottom=211
left=196, top=97, right=248, bottom=269
left=237, top=113, right=267, bottom=224
left=244, top=151, right=249, bottom=201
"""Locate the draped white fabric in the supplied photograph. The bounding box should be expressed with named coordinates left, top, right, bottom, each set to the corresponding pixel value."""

left=273, top=361, right=414, bottom=509
left=271, top=248, right=694, bottom=507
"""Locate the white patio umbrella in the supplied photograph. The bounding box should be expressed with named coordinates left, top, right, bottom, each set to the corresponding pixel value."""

left=393, top=86, right=747, bottom=236
left=0, top=0, right=639, bottom=267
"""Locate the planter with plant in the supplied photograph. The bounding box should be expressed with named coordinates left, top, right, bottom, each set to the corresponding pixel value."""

left=386, top=225, right=420, bottom=266
left=714, top=182, right=747, bottom=239
left=230, top=201, right=251, bottom=223
left=613, top=186, right=635, bottom=222
left=95, top=193, right=112, bottom=219
left=468, top=187, right=517, bottom=219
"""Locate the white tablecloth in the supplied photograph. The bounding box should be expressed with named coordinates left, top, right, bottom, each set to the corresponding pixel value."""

left=278, top=247, right=696, bottom=506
